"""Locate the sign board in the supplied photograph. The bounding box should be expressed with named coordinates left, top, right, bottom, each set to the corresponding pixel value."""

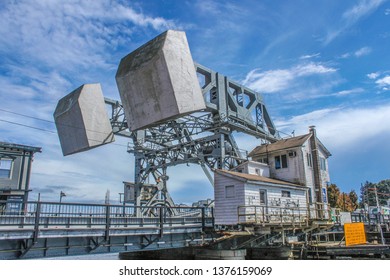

left=322, top=188, right=327, bottom=203
left=344, top=222, right=366, bottom=246
left=339, top=212, right=352, bottom=225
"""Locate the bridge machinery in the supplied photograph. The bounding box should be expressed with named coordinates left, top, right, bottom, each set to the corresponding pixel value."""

left=54, top=30, right=279, bottom=215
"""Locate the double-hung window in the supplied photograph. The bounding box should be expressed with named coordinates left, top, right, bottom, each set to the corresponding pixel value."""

left=0, top=158, right=13, bottom=179
left=275, top=155, right=288, bottom=169
left=320, top=157, right=327, bottom=171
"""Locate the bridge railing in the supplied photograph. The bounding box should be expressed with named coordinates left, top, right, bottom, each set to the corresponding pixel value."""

left=350, top=212, right=390, bottom=225
left=0, top=200, right=214, bottom=230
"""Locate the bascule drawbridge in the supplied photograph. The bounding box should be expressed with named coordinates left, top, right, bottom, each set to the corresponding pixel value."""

left=54, top=30, right=279, bottom=217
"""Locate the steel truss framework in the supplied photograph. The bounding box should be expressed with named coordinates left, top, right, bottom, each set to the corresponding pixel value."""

left=105, top=63, right=279, bottom=215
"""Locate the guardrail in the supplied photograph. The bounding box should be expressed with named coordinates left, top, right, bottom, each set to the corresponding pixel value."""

left=0, top=200, right=214, bottom=231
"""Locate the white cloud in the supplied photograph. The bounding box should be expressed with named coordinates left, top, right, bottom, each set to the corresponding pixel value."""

left=386, top=8, right=390, bottom=15
left=333, top=88, right=365, bottom=96
left=367, top=72, right=380, bottom=79
left=376, top=75, right=390, bottom=89
left=243, top=68, right=293, bottom=93
left=354, top=46, right=372, bottom=57
left=243, top=62, right=337, bottom=93
left=343, top=0, right=386, bottom=21
left=0, top=1, right=176, bottom=72
left=295, top=63, right=336, bottom=75
left=299, top=53, right=321, bottom=60
left=324, top=0, right=386, bottom=44
left=275, top=103, right=390, bottom=150
left=340, top=53, right=351, bottom=59
left=340, top=47, right=372, bottom=59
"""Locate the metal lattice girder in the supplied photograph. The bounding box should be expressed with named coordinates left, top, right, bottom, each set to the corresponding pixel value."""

left=195, top=63, right=279, bottom=141
left=131, top=134, right=242, bottom=183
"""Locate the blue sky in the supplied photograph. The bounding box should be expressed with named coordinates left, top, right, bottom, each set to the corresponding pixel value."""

left=0, top=0, right=389, bottom=204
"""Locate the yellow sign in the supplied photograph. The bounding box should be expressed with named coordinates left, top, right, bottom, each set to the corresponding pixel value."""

left=344, top=222, right=366, bottom=246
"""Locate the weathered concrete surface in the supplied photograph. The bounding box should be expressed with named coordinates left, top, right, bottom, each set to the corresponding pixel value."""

left=54, top=83, right=115, bottom=156
left=116, top=30, right=206, bottom=131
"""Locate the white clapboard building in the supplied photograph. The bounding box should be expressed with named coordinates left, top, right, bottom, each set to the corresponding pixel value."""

left=213, top=126, right=331, bottom=226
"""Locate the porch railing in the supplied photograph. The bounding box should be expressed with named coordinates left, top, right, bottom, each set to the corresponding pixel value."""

left=237, top=204, right=332, bottom=226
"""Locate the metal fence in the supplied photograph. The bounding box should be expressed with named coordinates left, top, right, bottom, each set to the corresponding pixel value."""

left=351, top=212, right=390, bottom=225
left=0, top=200, right=214, bottom=229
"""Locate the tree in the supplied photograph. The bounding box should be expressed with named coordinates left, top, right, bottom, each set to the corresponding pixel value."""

left=349, top=190, right=359, bottom=211
left=376, top=179, right=390, bottom=206
left=327, top=184, right=341, bottom=208
left=337, top=192, right=351, bottom=211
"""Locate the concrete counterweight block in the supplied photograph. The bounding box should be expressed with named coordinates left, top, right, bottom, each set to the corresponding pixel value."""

left=54, top=83, right=115, bottom=156
left=116, top=30, right=206, bottom=131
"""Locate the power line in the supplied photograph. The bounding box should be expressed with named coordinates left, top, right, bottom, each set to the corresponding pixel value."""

left=0, top=119, right=56, bottom=134
left=0, top=118, right=128, bottom=148
left=0, top=108, right=53, bottom=123
left=0, top=107, right=115, bottom=136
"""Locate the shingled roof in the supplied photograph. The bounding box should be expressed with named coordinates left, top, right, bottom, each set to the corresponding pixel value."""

left=248, top=133, right=331, bottom=158
left=248, top=134, right=311, bottom=157
left=0, top=141, right=42, bottom=153
left=214, top=169, right=305, bottom=188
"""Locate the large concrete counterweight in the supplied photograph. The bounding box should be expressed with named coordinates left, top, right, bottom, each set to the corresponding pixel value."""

left=54, top=83, right=115, bottom=156
left=116, top=30, right=206, bottom=131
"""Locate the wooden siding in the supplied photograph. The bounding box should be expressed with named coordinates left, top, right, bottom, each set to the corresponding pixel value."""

left=245, top=183, right=307, bottom=208
left=267, top=147, right=302, bottom=185
left=214, top=173, right=245, bottom=225
left=215, top=172, right=308, bottom=225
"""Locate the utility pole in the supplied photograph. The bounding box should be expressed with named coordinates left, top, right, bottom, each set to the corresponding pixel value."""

left=373, top=186, right=386, bottom=245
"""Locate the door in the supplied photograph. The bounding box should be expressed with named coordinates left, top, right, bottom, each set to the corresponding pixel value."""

left=259, top=189, right=268, bottom=222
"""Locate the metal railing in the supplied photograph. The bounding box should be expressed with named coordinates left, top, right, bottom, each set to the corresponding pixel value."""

left=0, top=200, right=214, bottom=230
left=237, top=204, right=332, bottom=226
left=351, top=212, right=390, bottom=225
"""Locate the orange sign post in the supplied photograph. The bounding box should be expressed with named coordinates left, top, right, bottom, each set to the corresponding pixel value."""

left=344, top=222, right=366, bottom=246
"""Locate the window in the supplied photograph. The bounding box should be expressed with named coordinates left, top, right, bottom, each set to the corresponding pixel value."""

left=275, top=155, right=288, bottom=169
left=281, top=155, right=287, bottom=168
left=259, top=190, right=266, bottom=204
left=320, top=157, right=326, bottom=171
left=225, top=185, right=235, bottom=198
left=255, top=168, right=261, bottom=176
left=275, top=156, right=281, bottom=169
left=258, top=157, right=268, bottom=164
left=281, top=190, right=291, bottom=198
left=306, top=153, right=312, bottom=167
left=0, top=158, right=13, bottom=179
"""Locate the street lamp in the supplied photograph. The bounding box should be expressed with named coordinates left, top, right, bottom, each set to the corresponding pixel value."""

left=59, top=191, right=66, bottom=203
left=59, top=191, right=66, bottom=216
